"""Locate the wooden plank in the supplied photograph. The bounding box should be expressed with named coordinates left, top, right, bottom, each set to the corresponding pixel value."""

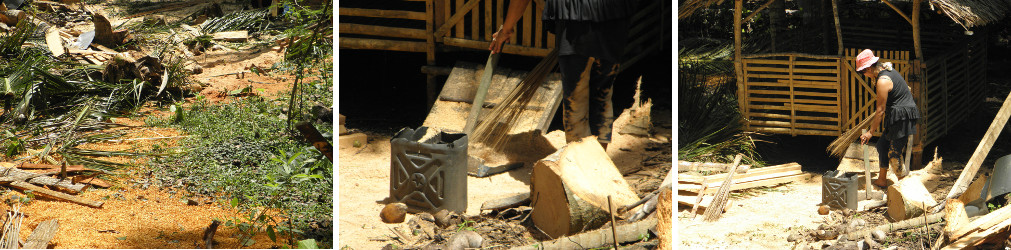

left=442, top=37, right=551, bottom=57
left=679, top=162, right=801, bottom=184
left=943, top=91, right=1011, bottom=203
left=7, top=181, right=102, bottom=208
left=339, top=38, right=426, bottom=53
left=339, top=8, right=426, bottom=20
left=484, top=0, right=492, bottom=41
left=522, top=1, right=531, bottom=46
left=534, top=1, right=543, bottom=48
left=23, top=219, right=58, bottom=249
left=471, top=0, right=479, bottom=40
left=339, top=23, right=426, bottom=40
left=681, top=173, right=813, bottom=194
left=455, top=0, right=464, bottom=38
left=734, top=0, right=745, bottom=131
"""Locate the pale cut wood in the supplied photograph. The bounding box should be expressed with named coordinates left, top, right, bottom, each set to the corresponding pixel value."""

left=944, top=199, right=969, bottom=239
left=680, top=173, right=813, bottom=194
left=211, top=31, right=249, bottom=42
left=23, top=219, right=58, bottom=249
left=949, top=204, right=1011, bottom=243
left=677, top=161, right=752, bottom=173
left=862, top=131, right=873, bottom=200
left=679, top=165, right=798, bottom=188
left=530, top=137, right=639, bottom=238
left=513, top=217, right=656, bottom=250
left=944, top=218, right=1011, bottom=249
left=958, top=173, right=987, bottom=204
left=679, top=162, right=795, bottom=184
left=45, top=28, right=65, bottom=57
left=481, top=192, right=529, bottom=211
left=944, top=91, right=1011, bottom=205
left=887, top=176, right=938, bottom=221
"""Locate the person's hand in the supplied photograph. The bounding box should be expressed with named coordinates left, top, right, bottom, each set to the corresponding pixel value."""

left=860, top=131, right=872, bottom=145
left=489, top=25, right=514, bottom=54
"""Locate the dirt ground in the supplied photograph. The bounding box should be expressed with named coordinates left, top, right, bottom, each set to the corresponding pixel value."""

left=338, top=106, right=673, bottom=249
left=0, top=1, right=315, bottom=248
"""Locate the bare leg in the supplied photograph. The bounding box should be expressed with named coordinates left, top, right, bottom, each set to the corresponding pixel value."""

left=874, top=168, right=888, bottom=187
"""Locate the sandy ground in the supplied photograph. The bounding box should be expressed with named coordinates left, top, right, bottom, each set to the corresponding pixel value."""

left=678, top=176, right=824, bottom=249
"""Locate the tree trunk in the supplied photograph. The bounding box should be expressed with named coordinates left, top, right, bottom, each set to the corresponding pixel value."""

left=530, top=136, right=640, bottom=238
left=887, top=176, right=938, bottom=221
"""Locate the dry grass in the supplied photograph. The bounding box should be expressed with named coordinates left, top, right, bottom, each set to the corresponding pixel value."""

left=827, top=112, right=876, bottom=158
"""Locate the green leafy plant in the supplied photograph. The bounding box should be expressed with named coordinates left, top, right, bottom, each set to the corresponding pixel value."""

left=456, top=220, right=476, bottom=232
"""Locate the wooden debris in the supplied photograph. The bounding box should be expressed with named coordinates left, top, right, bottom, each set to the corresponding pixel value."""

left=295, top=121, right=333, bottom=162
left=203, top=220, right=220, bottom=249
left=943, top=212, right=1011, bottom=249
left=512, top=216, right=657, bottom=250
left=529, top=136, right=639, bottom=238
left=45, top=28, right=66, bottom=57
left=8, top=181, right=102, bottom=208
left=944, top=91, right=1011, bottom=205
left=92, top=13, right=130, bottom=48
left=677, top=161, right=751, bottom=173
left=0, top=166, right=89, bottom=193
left=0, top=10, right=25, bottom=27
left=480, top=192, right=529, bottom=211
left=947, top=204, right=1011, bottom=245
left=211, top=31, right=249, bottom=42
left=679, top=162, right=809, bottom=194
left=959, top=173, right=988, bottom=204
left=944, top=199, right=970, bottom=239
left=23, top=219, right=58, bottom=249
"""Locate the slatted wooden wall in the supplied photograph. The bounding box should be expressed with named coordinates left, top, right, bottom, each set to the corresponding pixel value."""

left=438, top=0, right=553, bottom=56
left=741, top=53, right=843, bottom=136
left=921, top=38, right=987, bottom=145
left=840, top=49, right=910, bottom=136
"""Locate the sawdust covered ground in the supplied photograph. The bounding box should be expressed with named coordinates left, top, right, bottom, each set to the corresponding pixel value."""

left=3, top=111, right=276, bottom=248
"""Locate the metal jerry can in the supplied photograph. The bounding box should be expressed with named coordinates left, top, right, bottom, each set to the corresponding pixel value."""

left=389, top=127, right=468, bottom=213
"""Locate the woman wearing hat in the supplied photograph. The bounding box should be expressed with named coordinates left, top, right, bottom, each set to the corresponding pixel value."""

left=856, top=49, right=921, bottom=187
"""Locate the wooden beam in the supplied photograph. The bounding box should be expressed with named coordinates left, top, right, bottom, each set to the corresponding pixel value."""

left=339, top=23, right=426, bottom=40
left=832, top=0, right=843, bottom=55
left=7, top=181, right=103, bottom=208
left=338, top=8, right=426, bottom=20
left=743, top=0, right=776, bottom=22
left=881, top=0, right=912, bottom=25
left=442, top=37, right=551, bottom=57
left=339, top=38, right=427, bottom=53
left=23, top=219, right=58, bottom=249
left=943, top=92, right=1011, bottom=205
left=435, top=0, right=482, bottom=38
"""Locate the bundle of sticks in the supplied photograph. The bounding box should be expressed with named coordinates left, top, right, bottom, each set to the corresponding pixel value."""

left=827, top=112, right=877, bottom=158
left=471, top=48, right=559, bottom=149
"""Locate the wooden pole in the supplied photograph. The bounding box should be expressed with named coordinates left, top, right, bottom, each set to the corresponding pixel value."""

left=743, top=0, right=777, bottom=22
left=426, top=0, right=438, bottom=111
left=464, top=53, right=500, bottom=135
left=608, top=196, right=618, bottom=249
left=734, top=0, right=745, bottom=126
left=863, top=129, right=873, bottom=200
left=832, top=0, right=843, bottom=55
left=881, top=0, right=913, bottom=25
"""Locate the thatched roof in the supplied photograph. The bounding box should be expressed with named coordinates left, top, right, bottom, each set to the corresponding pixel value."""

left=930, top=0, right=1011, bottom=29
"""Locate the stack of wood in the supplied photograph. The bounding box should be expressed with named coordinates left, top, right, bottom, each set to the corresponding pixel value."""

left=338, top=114, right=367, bottom=149
left=678, top=162, right=811, bottom=214
left=0, top=162, right=108, bottom=208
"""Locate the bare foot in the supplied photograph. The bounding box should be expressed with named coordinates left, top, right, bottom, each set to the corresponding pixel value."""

left=873, top=179, right=888, bottom=188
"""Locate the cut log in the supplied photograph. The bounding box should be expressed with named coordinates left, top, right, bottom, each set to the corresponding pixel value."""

left=45, top=28, right=65, bottom=57
left=530, top=136, right=640, bottom=238
left=943, top=214, right=1011, bottom=249
left=887, top=176, right=938, bottom=220
left=511, top=216, right=657, bottom=250
left=944, top=199, right=969, bottom=239
left=23, top=219, right=58, bottom=249
left=481, top=192, right=530, bottom=211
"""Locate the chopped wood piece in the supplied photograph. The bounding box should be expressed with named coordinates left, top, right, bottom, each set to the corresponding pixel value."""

left=959, top=173, right=988, bottom=204
left=530, top=136, right=639, bottom=238
left=512, top=217, right=657, bottom=250
left=45, top=28, right=65, bottom=57
left=677, top=161, right=751, bottom=173
left=944, top=199, right=970, bottom=239
left=211, top=31, right=249, bottom=42
left=23, top=219, right=58, bottom=249
left=943, top=213, right=1011, bottom=249
left=887, top=176, right=938, bottom=221
left=480, top=193, right=529, bottom=211
left=295, top=122, right=333, bottom=162
left=948, top=204, right=1011, bottom=244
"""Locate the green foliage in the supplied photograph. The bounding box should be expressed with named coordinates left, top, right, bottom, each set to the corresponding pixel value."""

left=201, top=9, right=271, bottom=34
left=455, top=220, right=476, bottom=232
left=678, top=58, right=763, bottom=166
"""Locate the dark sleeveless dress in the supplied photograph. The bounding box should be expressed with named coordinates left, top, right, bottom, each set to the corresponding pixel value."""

left=879, top=69, right=920, bottom=140
left=542, top=0, right=638, bottom=63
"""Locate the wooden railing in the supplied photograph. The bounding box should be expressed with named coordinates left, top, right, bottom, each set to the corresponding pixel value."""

left=921, top=38, right=986, bottom=145
left=840, top=48, right=910, bottom=135
left=741, top=53, right=843, bottom=136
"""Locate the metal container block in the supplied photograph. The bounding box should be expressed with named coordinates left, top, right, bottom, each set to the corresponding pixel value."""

left=822, top=170, right=860, bottom=210
left=390, top=127, right=468, bottom=213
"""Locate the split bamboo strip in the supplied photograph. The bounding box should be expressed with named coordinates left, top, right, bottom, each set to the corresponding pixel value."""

left=339, top=8, right=426, bottom=20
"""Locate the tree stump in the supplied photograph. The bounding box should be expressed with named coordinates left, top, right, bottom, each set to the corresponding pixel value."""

left=887, top=176, right=938, bottom=221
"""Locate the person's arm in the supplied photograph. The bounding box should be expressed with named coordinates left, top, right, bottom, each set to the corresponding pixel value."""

left=861, top=76, right=894, bottom=144
left=489, top=0, right=532, bottom=54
